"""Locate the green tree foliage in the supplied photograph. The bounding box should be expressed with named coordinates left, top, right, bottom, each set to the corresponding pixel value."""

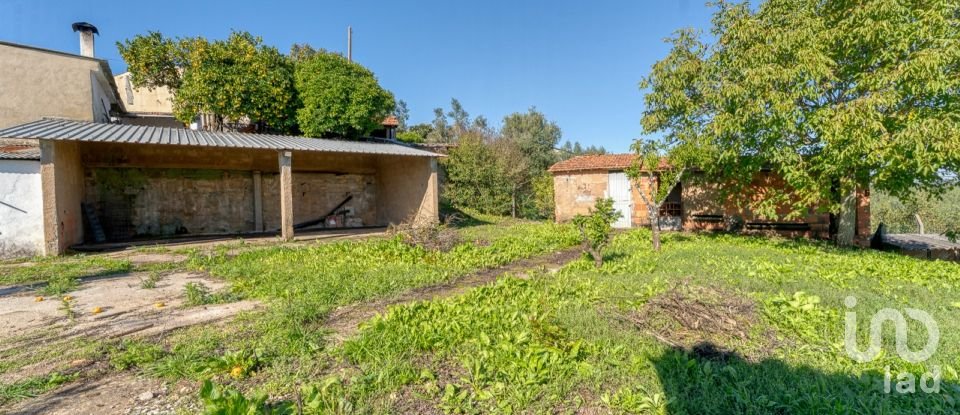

left=428, top=107, right=451, bottom=143
left=399, top=123, right=433, bottom=144
left=394, top=99, right=410, bottom=131
left=289, top=43, right=322, bottom=63
left=531, top=172, right=556, bottom=219
left=872, top=188, right=960, bottom=235
left=501, top=108, right=562, bottom=172
left=118, top=31, right=297, bottom=132
left=559, top=141, right=607, bottom=160
left=295, top=52, right=395, bottom=138
left=571, top=198, right=621, bottom=267
left=641, top=0, right=960, bottom=240
left=441, top=133, right=511, bottom=214
left=625, top=139, right=696, bottom=252
left=448, top=98, right=471, bottom=138
left=435, top=102, right=569, bottom=219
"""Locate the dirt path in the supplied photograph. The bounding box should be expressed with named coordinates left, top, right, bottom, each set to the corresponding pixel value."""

left=5, top=370, right=198, bottom=415
left=324, top=247, right=584, bottom=344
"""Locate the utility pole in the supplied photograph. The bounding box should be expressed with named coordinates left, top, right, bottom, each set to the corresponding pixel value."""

left=347, top=26, right=352, bottom=62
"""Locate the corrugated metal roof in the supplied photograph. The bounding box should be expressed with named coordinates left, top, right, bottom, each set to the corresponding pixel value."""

left=0, top=145, right=41, bottom=160
left=0, top=119, right=441, bottom=158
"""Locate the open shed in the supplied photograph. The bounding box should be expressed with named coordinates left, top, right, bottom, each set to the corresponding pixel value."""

left=0, top=119, right=441, bottom=255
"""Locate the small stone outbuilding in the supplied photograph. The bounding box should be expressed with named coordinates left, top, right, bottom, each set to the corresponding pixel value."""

left=549, top=154, right=871, bottom=243
left=0, top=119, right=441, bottom=256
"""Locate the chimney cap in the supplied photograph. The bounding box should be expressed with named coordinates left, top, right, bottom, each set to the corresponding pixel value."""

left=71, top=22, right=99, bottom=35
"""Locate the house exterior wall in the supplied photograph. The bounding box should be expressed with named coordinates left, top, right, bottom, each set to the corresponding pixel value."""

left=0, top=160, right=43, bottom=258
left=114, top=72, right=174, bottom=114
left=681, top=172, right=832, bottom=238
left=552, top=170, right=656, bottom=226
left=0, top=43, right=110, bottom=129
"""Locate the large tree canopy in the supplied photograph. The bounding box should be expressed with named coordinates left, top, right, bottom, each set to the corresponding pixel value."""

left=118, top=31, right=296, bottom=132
left=643, top=0, right=960, bottom=221
left=501, top=108, right=562, bottom=173
left=294, top=52, right=395, bottom=138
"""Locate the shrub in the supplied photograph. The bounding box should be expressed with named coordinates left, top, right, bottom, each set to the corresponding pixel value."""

left=571, top=198, right=621, bottom=267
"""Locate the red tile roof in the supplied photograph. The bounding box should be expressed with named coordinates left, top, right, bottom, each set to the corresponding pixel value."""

left=382, top=115, right=399, bottom=127
left=548, top=154, right=670, bottom=173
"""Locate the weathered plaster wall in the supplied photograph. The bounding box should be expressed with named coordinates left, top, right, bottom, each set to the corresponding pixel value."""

left=0, top=44, right=106, bottom=129
left=40, top=140, right=84, bottom=254
left=376, top=156, right=438, bottom=225
left=0, top=160, right=43, bottom=258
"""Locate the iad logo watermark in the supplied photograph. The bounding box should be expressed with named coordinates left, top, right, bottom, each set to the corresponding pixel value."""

left=844, top=296, right=941, bottom=394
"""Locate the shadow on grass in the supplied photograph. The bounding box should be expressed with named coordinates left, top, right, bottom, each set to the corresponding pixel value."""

left=653, top=342, right=958, bottom=414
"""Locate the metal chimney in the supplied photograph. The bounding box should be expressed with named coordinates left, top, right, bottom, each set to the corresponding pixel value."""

left=71, top=22, right=98, bottom=57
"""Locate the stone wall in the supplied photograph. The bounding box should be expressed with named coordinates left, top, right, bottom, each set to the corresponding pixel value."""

left=261, top=172, right=377, bottom=231
left=552, top=170, right=609, bottom=223
left=85, top=168, right=254, bottom=240
left=84, top=167, right=379, bottom=240
left=553, top=169, right=834, bottom=239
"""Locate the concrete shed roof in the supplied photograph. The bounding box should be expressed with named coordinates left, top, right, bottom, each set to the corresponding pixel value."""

left=0, top=119, right=442, bottom=158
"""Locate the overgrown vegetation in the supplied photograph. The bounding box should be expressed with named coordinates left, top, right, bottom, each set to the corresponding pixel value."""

left=75, top=221, right=580, bottom=401
left=572, top=198, right=620, bottom=267
left=641, top=0, right=960, bottom=244
left=273, top=230, right=960, bottom=414
left=6, top=219, right=960, bottom=413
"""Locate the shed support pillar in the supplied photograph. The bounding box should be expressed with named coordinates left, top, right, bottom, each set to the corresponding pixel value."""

left=252, top=171, right=263, bottom=232
left=278, top=151, right=294, bottom=241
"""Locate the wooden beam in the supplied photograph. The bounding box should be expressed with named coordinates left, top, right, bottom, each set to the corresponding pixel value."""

left=278, top=151, right=294, bottom=240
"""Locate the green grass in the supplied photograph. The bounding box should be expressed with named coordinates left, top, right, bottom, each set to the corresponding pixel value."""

left=12, top=221, right=959, bottom=414
left=0, top=255, right=132, bottom=295
left=0, top=372, right=78, bottom=406
left=292, top=230, right=960, bottom=414
left=108, top=222, right=580, bottom=390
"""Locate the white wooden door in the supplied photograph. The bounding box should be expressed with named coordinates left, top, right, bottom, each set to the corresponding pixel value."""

left=607, top=172, right=633, bottom=228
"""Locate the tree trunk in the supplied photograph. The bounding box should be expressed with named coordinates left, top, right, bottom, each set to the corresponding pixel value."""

left=511, top=190, right=517, bottom=218
left=649, top=208, right=661, bottom=252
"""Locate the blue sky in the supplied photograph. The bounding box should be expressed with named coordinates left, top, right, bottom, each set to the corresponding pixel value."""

left=0, top=0, right=714, bottom=152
